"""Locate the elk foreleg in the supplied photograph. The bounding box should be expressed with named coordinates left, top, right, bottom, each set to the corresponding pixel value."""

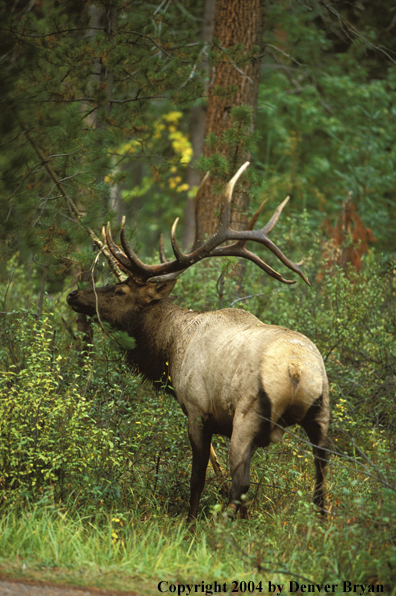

left=188, top=419, right=212, bottom=519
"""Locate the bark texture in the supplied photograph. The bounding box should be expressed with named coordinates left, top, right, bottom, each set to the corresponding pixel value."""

left=182, top=0, right=216, bottom=249
left=194, top=0, right=264, bottom=247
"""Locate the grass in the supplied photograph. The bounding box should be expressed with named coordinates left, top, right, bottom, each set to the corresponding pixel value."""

left=0, top=428, right=395, bottom=595
left=1, top=259, right=395, bottom=594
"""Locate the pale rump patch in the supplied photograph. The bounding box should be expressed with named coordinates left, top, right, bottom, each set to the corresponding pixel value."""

left=261, top=336, right=324, bottom=427
left=288, top=362, right=301, bottom=397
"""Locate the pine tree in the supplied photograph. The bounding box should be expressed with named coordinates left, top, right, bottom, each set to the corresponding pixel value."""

left=194, top=0, right=265, bottom=247
left=0, top=0, right=204, bottom=289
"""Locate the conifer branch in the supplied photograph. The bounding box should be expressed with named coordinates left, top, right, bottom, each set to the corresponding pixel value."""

left=13, top=109, right=127, bottom=282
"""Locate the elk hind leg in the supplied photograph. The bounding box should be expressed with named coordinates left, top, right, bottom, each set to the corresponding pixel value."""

left=303, top=420, right=328, bottom=513
left=228, top=446, right=254, bottom=518
left=228, top=412, right=266, bottom=518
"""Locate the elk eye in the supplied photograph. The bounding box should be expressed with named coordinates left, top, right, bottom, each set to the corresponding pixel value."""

left=115, top=288, right=127, bottom=296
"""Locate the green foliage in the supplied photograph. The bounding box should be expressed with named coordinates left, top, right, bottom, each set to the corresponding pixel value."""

left=197, top=104, right=261, bottom=188
left=0, top=313, right=132, bottom=503
left=0, top=233, right=396, bottom=590
left=258, top=0, right=396, bottom=254
left=0, top=453, right=395, bottom=590
left=0, top=0, right=204, bottom=275
left=101, top=321, right=136, bottom=351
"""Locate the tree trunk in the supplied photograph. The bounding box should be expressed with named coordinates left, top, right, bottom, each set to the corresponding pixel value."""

left=182, top=0, right=216, bottom=250
left=194, top=0, right=264, bottom=247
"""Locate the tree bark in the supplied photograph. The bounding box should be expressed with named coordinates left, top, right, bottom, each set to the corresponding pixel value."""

left=194, top=0, right=264, bottom=247
left=181, top=0, right=216, bottom=249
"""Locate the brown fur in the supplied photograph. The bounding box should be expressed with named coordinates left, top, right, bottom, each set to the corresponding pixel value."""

left=67, top=277, right=329, bottom=518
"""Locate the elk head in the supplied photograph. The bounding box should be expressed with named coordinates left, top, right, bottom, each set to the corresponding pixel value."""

left=67, top=277, right=177, bottom=333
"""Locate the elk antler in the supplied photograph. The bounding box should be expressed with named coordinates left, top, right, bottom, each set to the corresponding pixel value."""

left=104, top=162, right=310, bottom=286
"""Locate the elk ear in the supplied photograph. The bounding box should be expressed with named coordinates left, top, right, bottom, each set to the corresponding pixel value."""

left=145, top=279, right=177, bottom=301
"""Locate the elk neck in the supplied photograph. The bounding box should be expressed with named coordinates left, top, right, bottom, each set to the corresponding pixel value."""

left=125, top=297, right=199, bottom=392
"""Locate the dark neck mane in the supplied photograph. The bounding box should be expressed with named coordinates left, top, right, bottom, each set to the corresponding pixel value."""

left=125, top=298, right=191, bottom=393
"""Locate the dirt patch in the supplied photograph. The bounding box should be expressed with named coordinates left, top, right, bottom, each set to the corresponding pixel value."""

left=0, top=576, right=142, bottom=596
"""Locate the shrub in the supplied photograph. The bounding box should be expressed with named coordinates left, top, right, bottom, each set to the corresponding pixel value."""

left=0, top=313, right=131, bottom=504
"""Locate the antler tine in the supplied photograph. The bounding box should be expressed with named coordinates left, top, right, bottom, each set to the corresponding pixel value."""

left=159, top=234, right=167, bottom=263
left=192, top=171, right=211, bottom=250
left=170, top=161, right=252, bottom=264
left=170, top=216, right=209, bottom=274
left=105, top=222, right=133, bottom=272
left=170, top=217, right=184, bottom=262
left=198, top=170, right=210, bottom=192
left=229, top=199, right=268, bottom=252
left=119, top=216, right=150, bottom=275
left=225, top=199, right=267, bottom=257
left=246, top=199, right=268, bottom=231
left=149, top=268, right=186, bottom=283
left=224, top=162, right=250, bottom=206
left=217, top=161, right=250, bottom=231
left=101, top=226, right=129, bottom=278
left=244, top=249, right=298, bottom=284
left=261, top=196, right=290, bottom=234
left=211, top=241, right=310, bottom=285
left=211, top=243, right=298, bottom=284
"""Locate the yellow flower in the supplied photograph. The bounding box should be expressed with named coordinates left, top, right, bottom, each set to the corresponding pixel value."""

left=117, top=140, right=140, bottom=155
left=169, top=176, right=182, bottom=190
left=163, top=111, right=182, bottom=123
left=154, top=122, right=166, bottom=139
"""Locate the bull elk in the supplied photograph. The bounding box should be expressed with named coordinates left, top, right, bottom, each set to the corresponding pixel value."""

left=67, top=162, right=329, bottom=519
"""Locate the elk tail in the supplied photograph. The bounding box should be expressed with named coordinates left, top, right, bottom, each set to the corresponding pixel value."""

left=288, top=362, right=302, bottom=399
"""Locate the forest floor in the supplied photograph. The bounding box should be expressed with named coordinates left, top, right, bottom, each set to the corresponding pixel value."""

left=0, top=576, right=141, bottom=596
left=0, top=569, right=151, bottom=596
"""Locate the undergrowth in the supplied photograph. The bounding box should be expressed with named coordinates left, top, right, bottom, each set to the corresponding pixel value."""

left=0, top=245, right=395, bottom=592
